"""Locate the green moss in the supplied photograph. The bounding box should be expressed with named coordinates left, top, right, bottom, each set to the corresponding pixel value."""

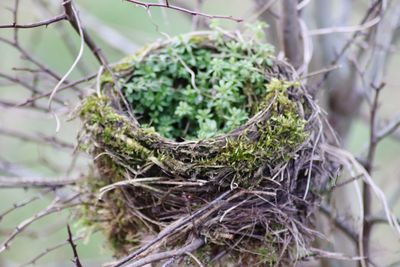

left=218, top=138, right=259, bottom=174
left=211, top=78, right=307, bottom=187
left=79, top=95, right=120, bottom=124
left=255, top=245, right=278, bottom=266
left=79, top=95, right=151, bottom=163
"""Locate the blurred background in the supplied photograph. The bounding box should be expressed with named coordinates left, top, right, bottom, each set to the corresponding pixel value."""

left=0, top=0, right=399, bottom=266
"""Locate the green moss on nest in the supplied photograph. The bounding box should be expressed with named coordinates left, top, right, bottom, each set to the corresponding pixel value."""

left=79, top=95, right=151, bottom=163
left=210, top=78, right=307, bottom=186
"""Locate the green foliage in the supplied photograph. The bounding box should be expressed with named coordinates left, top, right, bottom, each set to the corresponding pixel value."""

left=116, top=32, right=275, bottom=140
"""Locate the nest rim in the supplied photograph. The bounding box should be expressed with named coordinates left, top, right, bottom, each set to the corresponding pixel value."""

left=99, top=31, right=319, bottom=153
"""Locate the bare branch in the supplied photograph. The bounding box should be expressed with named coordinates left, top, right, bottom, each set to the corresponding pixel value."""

left=0, top=73, right=64, bottom=105
left=0, top=128, right=74, bottom=149
left=0, top=13, right=67, bottom=29
left=21, top=233, right=84, bottom=267
left=125, top=0, right=243, bottom=22
left=76, top=6, right=138, bottom=54
left=63, top=0, right=109, bottom=66
left=0, top=195, right=81, bottom=253
left=0, top=37, right=73, bottom=84
left=309, top=17, right=380, bottom=36
left=0, top=189, right=52, bottom=222
left=0, top=176, right=82, bottom=188
left=376, top=114, right=400, bottom=143
left=361, top=82, right=385, bottom=267
left=18, top=72, right=96, bottom=107
left=66, top=225, right=83, bottom=267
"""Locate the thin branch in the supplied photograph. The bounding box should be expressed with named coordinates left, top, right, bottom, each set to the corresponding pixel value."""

left=62, top=0, right=136, bottom=122
left=17, top=72, right=96, bottom=106
left=0, top=128, right=74, bottom=149
left=0, top=100, right=48, bottom=112
left=376, top=113, right=400, bottom=143
left=0, top=189, right=52, bottom=222
left=315, top=0, right=383, bottom=89
left=308, top=17, right=380, bottom=36
left=361, top=82, right=385, bottom=267
left=0, top=14, right=67, bottom=29
left=125, top=0, right=243, bottom=22
left=20, top=233, right=83, bottom=267
left=0, top=195, right=81, bottom=253
left=67, top=225, right=83, bottom=267
left=0, top=176, right=82, bottom=188
left=0, top=73, right=64, bottom=105
left=0, top=37, right=74, bottom=84
left=126, top=238, right=204, bottom=267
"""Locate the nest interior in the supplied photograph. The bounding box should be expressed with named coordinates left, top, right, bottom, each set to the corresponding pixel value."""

left=77, top=30, right=337, bottom=266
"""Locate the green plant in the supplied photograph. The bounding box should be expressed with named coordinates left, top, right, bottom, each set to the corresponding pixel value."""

left=118, top=30, right=275, bottom=140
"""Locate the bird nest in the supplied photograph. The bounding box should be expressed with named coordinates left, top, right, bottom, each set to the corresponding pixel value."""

left=77, top=30, right=337, bottom=266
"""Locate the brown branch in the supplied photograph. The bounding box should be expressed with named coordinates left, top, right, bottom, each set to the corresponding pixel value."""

left=67, top=225, right=83, bottom=267
left=125, top=0, right=243, bottom=22
left=0, top=14, right=67, bottom=29
left=63, top=0, right=109, bottom=66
